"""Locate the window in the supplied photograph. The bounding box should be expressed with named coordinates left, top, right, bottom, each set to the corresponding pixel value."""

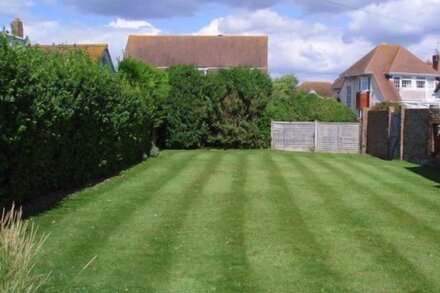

left=402, top=79, right=412, bottom=88
left=417, top=80, right=426, bottom=89
left=394, top=77, right=401, bottom=88
left=358, top=77, right=370, bottom=91
left=346, top=86, right=352, bottom=108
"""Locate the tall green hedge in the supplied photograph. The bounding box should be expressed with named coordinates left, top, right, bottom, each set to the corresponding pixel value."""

left=206, top=68, right=273, bottom=148
left=165, top=65, right=210, bottom=149
left=0, top=35, right=151, bottom=206
left=118, top=58, right=169, bottom=147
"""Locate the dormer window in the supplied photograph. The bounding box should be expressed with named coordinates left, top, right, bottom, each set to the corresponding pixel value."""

left=358, top=76, right=370, bottom=92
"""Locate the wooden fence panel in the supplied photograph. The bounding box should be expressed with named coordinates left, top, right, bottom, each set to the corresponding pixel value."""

left=272, top=121, right=360, bottom=153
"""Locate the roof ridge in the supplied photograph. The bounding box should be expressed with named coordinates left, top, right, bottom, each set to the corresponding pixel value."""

left=128, top=34, right=268, bottom=38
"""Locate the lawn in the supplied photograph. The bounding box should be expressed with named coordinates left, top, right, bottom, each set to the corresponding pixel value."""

left=32, top=150, right=440, bottom=292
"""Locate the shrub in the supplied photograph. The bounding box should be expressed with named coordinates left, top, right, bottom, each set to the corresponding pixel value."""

left=149, top=145, right=160, bottom=158
left=206, top=67, right=273, bottom=148
left=0, top=205, right=49, bottom=292
left=165, top=65, right=210, bottom=149
left=0, top=33, right=151, bottom=205
left=372, top=101, right=401, bottom=112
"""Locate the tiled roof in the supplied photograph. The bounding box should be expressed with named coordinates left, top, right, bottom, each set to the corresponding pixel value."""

left=124, top=35, right=268, bottom=69
left=37, top=44, right=108, bottom=62
left=298, top=81, right=334, bottom=97
left=337, top=44, right=440, bottom=101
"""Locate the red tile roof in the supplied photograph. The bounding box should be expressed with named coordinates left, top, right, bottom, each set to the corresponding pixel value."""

left=124, top=35, right=268, bottom=69
left=37, top=44, right=108, bottom=62
left=297, top=81, right=334, bottom=97
left=337, top=44, right=440, bottom=101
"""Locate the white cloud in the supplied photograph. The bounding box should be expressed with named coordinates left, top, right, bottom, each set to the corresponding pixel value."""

left=347, top=0, right=440, bottom=43
left=25, top=18, right=160, bottom=65
left=108, top=18, right=156, bottom=29
left=198, top=9, right=372, bottom=82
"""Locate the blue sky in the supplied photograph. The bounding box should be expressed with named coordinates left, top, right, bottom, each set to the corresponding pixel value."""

left=1, top=0, right=440, bottom=81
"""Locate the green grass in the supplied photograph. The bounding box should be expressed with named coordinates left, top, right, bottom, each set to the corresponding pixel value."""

left=31, top=150, right=440, bottom=292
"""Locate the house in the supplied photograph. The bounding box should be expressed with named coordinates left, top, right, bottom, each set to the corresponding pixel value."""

left=124, top=35, right=268, bottom=73
left=6, top=18, right=25, bottom=44
left=297, top=81, right=335, bottom=98
left=333, top=44, right=440, bottom=116
left=36, top=44, right=116, bottom=73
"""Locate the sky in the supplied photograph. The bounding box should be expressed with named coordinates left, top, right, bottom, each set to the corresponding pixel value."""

left=1, top=0, right=440, bottom=82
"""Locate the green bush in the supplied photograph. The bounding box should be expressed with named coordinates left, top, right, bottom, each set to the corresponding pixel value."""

left=0, top=34, right=151, bottom=206
left=118, top=58, right=169, bottom=148
left=165, top=65, right=210, bottom=149
left=206, top=67, right=273, bottom=148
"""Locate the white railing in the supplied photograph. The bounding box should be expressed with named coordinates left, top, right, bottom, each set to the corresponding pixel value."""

left=399, top=88, right=435, bottom=102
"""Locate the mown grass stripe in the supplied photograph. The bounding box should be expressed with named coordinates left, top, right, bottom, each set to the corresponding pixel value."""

left=91, top=152, right=225, bottom=292
left=292, top=153, right=437, bottom=292
left=213, top=151, right=256, bottom=292
left=263, top=151, right=348, bottom=292
left=330, top=155, right=440, bottom=214
left=37, top=151, right=200, bottom=290
left=320, top=155, right=440, bottom=245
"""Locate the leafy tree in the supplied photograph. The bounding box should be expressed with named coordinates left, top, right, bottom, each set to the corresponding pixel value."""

left=272, top=74, right=298, bottom=99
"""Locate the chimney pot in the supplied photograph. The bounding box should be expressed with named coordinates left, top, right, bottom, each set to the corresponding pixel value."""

left=10, top=18, right=24, bottom=39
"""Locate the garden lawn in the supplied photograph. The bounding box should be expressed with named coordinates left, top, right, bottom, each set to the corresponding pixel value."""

left=32, top=150, right=440, bottom=292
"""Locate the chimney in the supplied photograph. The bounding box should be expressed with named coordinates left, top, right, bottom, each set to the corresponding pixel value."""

left=433, top=53, right=440, bottom=72
left=10, top=18, right=24, bottom=39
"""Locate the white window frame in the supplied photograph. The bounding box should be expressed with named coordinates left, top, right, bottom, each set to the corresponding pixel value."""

left=346, top=86, right=352, bottom=108
left=402, top=79, right=412, bottom=88
left=416, top=80, right=426, bottom=89
left=358, top=76, right=370, bottom=92
left=393, top=77, right=401, bottom=88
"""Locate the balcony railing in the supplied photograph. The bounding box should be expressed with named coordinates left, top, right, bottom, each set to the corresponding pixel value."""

left=399, top=88, right=435, bottom=101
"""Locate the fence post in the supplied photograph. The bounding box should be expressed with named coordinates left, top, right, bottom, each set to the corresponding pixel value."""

left=314, top=120, right=318, bottom=152
left=271, top=121, right=274, bottom=150
left=361, top=108, right=369, bottom=154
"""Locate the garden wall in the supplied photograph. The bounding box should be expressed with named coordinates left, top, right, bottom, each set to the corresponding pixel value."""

left=363, top=107, right=440, bottom=165
left=366, top=110, right=389, bottom=159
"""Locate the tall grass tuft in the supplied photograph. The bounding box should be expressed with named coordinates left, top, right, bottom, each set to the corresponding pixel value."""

left=0, top=205, right=49, bottom=292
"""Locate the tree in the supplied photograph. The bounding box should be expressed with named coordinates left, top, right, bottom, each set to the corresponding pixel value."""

left=272, top=74, right=298, bottom=99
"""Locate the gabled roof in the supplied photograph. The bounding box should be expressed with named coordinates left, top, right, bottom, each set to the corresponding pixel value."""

left=297, top=81, right=333, bottom=97
left=341, top=44, right=439, bottom=77
left=37, top=44, right=109, bottom=62
left=124, top=35, right=268, bottom=69
left=337, top=44, right=440, bottom=101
